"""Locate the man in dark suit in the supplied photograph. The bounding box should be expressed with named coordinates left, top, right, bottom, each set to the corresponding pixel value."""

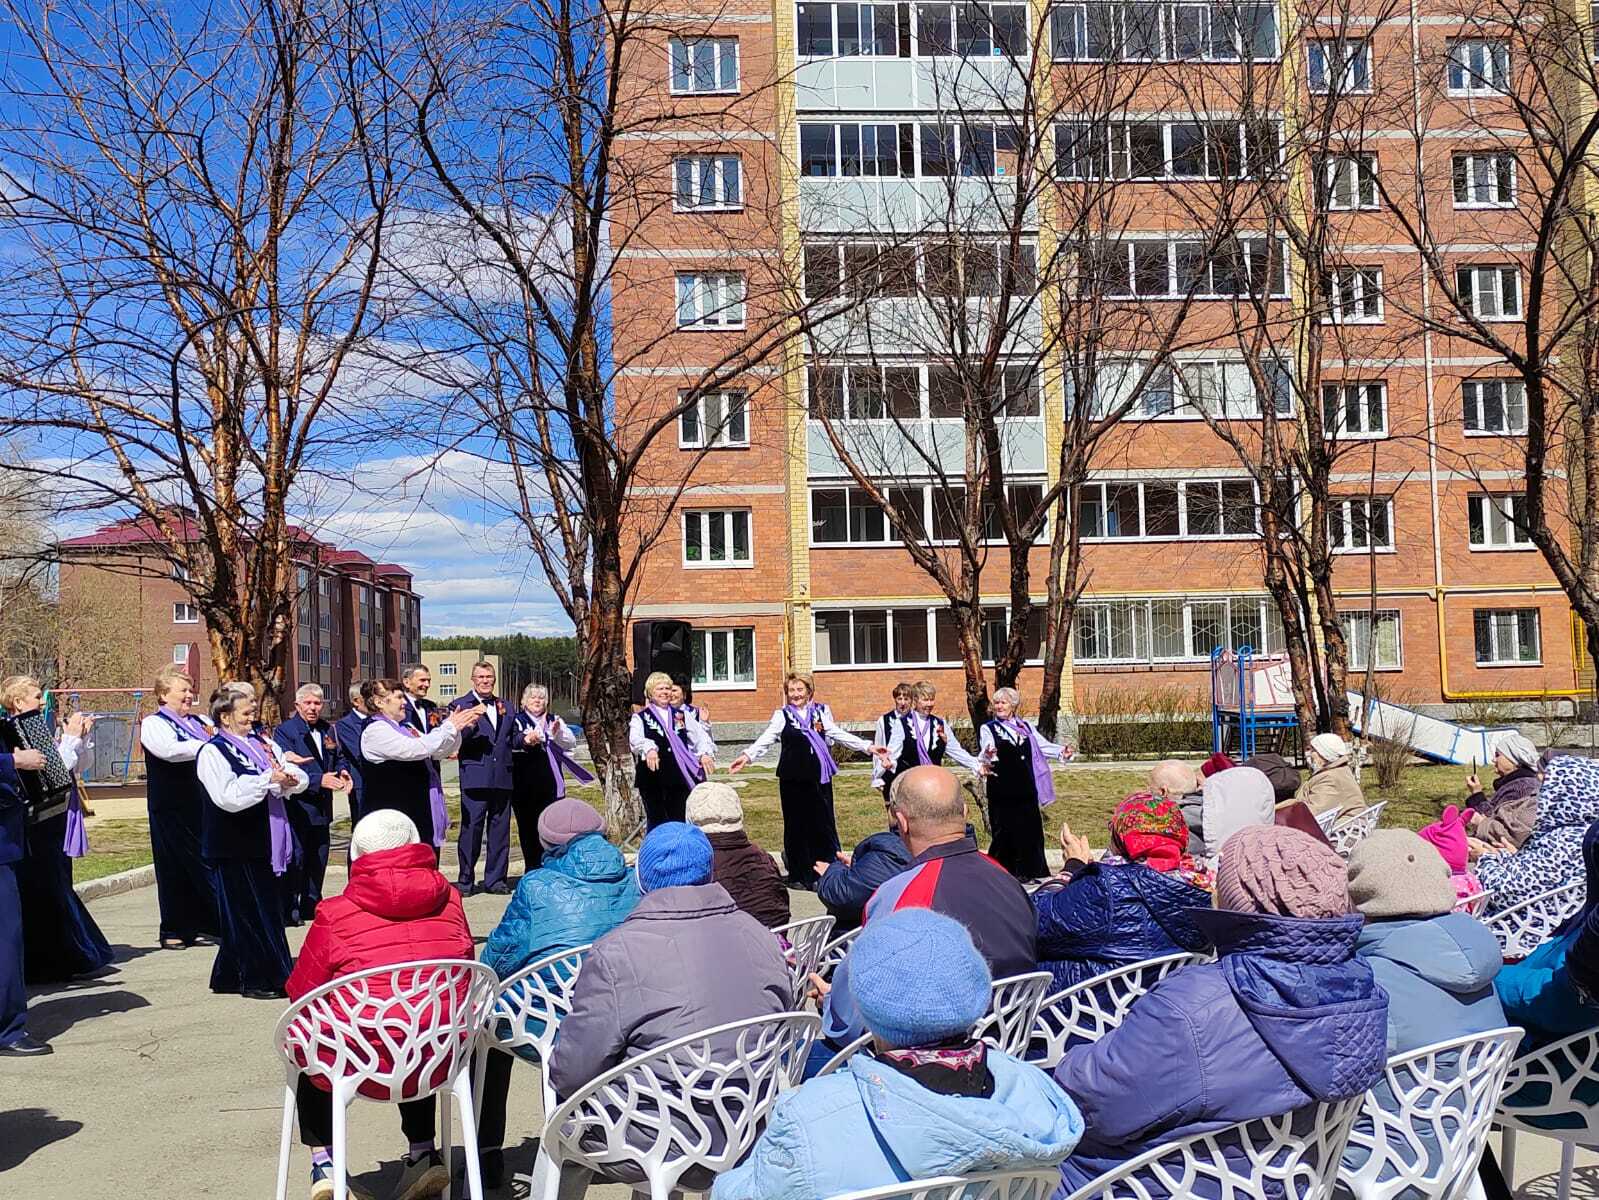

left=0, top=741, right=49, bottom=1055
left=451, top=661, right=517, bottom=895
left=401, top=663, right=437, bottom=735
left=333, top=684, right=372, bottom=821
left=273, top=683, right=352, bottom=922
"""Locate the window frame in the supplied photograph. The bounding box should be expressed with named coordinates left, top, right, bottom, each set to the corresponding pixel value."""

left=1092, top=355, right=1294, bottom=421
left=1321, top=152, right=1380, bottom=211
left=1451, top=152, right=1516, bottom=208
left=1467, top=492, right=1534, bottom=550
left=172, top=643, right=190, bottom=665
left=678, top=389, right=751, bottom=449
left=675, top=271, right=747, bottom=330
left=691, top=626, right=758, bottom=689
left=1321, top=380, right=1388, bottom=439
left=1095, top=235, right=1291, bottom=300
left=438, top=662, right=458, bottom=677
left=808, top=480, right=1048, bottom=547
left=671, top=154, right=744, bottom=212
left=812, top=602, right=1044, bottom=669
left=682, top=507, right=755, bottom=568
left=668, top=37, right=741, bottom=95
left=1446, top=37, right=1511, bottom=96
left=1072, top=593, right=1286, bottom=665
left=1077, top=477, right=1261, bottom=542
left=1341, top=608, right=1404, bottom=671
left=1048, top=1, right=1279, bottom=62
left=1455, top=265, right=1522, bottom=321
left=1323, top=266, right=1384, bottom=324
left=1327, top=494, right=1396, bottom=554
left=1473, top=607, right=1541, bottom=666
left=173, top=601, right=200, bottom=624
left=1308, top=38, right=1373, bottom=94
left=1461, top=378, right=1528, bottom=436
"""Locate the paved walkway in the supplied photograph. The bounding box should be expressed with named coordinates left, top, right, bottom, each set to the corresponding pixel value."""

left=2, top=869, right=1595, bottom=1199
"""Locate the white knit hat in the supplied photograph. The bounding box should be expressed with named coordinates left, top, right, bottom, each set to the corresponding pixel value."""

left=685, top=781, right=744, bottom=834
left=350, top=810, right=419, bottom=861
left=1310, top=733, right=1351, bottom=765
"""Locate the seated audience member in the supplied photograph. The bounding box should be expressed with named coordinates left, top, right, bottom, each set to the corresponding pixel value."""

left=1477, top=754, right=1599, bottom=916
left=1294, top=734, right=1367, bottom=820
left=1417, top=806, right=1483, bottom=903
left=1245, top=753, right=1301, bottom=804
left=541, top=822, right=791, bottom=1196
left=284, top=811, right=473, bottom=1200
left=816, top=789, right=913, bottom=932
left=712, top=909, right=1084, bottom=1200
left=475, top=798, right=640, bottom=1188
left=1149, top=760, right=1204, bottom=856
left=1194, top=765, right=1276, bottom=861
left=686, top=781, right=790, bottom=929
left=1034, top=794, right=1212, bottom=992
left=1053, top=825, right=1389, bottom=1195
left=1464, top=733, right=1542, bottom=853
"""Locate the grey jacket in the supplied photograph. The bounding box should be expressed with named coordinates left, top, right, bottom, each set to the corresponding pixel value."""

left=548, top=881, right=793, bottom=1101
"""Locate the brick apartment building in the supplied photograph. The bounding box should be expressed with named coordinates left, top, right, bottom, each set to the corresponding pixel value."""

left=56, top=517, right=423, bottom=713
left=616, top=0, right=1587, bottom=725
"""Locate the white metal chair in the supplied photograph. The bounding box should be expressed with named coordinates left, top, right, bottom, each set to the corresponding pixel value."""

left=1060, top=1095, right=1365, bottom=1199
left=1454, top=891, right=1493, bottom=918
left=826, top=1166, right=1065, bottom=1199
left=971, top=971, right=1053, bottom=1057
left=1316, top=806, right=1343, bottom=834
left=273, top=959, right=499, bottom=1200
left=1329, top=802, right=1387, bottom=858
left=1495, top=1027, right=1599, bottom=1200
left=775, top=914, right=836, bottom=1002
left=474, top=945, right=590, bottom=1121
left=818, top=925, right=862, bottom=982
left=537, top=1011, right=819, bottom=1200
left=1027, top=953, right=1207, bottom=1069
left=1485, top=880, right=1586, bottom=961
left=1337, top=1028, right=1521, bottom=1200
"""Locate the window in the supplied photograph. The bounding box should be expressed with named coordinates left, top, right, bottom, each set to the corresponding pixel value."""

left=799, top=121, right=912, bottom=177
left=1475, top=608, right=1540, bottom=664
left=1323, top=267, right=1383, bottom=323
left=1093, top=237, right=1288, bottom=299
left=1342, top=609, right=1403, bottom=670
left=669, top=38, right=739, bottom=93
left=1328, top=495, right=1394, bottom=552
left=172, top=644, right=190, bottom=665
left=438, top=662, right=458, bottom=676
left=917, top=121, right=1022, bottom=177
left=693, top=627, right=757, bottom=687
left=803, top=240, right=919, bottom=298
left=1462, top=379, right=1527, bottom=435
left=675, top=273, right=745, bottom=329
left=1091, top=357, right=1291, bottom=419
left=807, top=364, right=922, bottom=420
left=673, top=155, right=742, bottom=210
left=437, top=683, right=459, bottom=699
left=679, top=390, right=749, bottom=447
left=797, top=1, right=907, bottom=55
left=173, top=601, right=199, bottom=623
left=1320, top=153, right=1378, bottom=210
left=683, top=509, right=753, bottom=566
left=1452, top=153, right=1515, bottom=207
left=298, top=640, right=312, bottom=664
left=1078, top=478, right=1258, bottom=539
left=1049, top=2, right=1277, bottom=60
left=814, top=605, right=1041, bottom=667
left=916, top=1, right=1028, bottom=56
left=1073, top=594, right=1285, bottom=663
left=1468, top=494, right=1532, bottom=549
left=171, top=562, right=190, bottom=582
left=1447, top=38, right=1510, bottom=95
left=1055, top=119, right=1279, bottom=180
left=1456, top=266, right=1521, bottom=320
left=1322, top=381, right=1388, bottom=438
left=812, top=481, right=1045, bottom=545
left=1308, top=39, right=1372, bottom=93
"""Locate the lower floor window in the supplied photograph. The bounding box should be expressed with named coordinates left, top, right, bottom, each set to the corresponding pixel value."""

left=693, top=627, right=756, bottom=685
left=1473, top=608, right=1540, bottom=665
left=1073, top=594, right=1285, bottom=664
left=1341, top=608, right=1402, bottom=670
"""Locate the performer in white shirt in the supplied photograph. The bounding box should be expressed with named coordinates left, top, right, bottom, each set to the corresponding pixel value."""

left=139, top=667, right=222, bottom=949
left=885, top=681, right=986, bottom=779
left=977, top=686, right=1073, bottom=880
left=510, top=683, right=591, bottom=869
left=629, top=671, right=716, bottom=830
left=360, top=676, right=477, bottom=857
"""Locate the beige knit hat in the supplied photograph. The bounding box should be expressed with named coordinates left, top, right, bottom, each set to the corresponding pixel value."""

left=350, top=810, right=419, bottom=861
left=685, top=781, right=744, bottom=834
left=1347, top=829, right=1458, bottom=919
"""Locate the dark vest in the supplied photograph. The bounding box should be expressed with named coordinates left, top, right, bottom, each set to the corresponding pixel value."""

left=199, top=734, right=271, bottom=863
left=360, top=736, right=434, bottom=844
left=143, top=711, right=207, bottom=814
left=512, top=712, right=559, bottom=798
left=635, top=707, right=693, bottom=791
left=984, top=720, right=1036, bottom=805
left=776, top=706, right=831, bottom=784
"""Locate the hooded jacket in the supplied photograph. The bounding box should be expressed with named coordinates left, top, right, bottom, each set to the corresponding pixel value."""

left=1198, top=767, right=1276, bottom=859
left=817, top=830, right=914, bottom=930
left=711, top=1050, right=1083, bottom=1200
left=1354, top=914, right=1506, bottom=1056
left=1053, top=908, right=1389, bottom=1198
left=1478, top=754, right=1599, bottom=916
left=706, top=828, right=790, bottom=929
left=1033, top=862, right=1213, bottom=991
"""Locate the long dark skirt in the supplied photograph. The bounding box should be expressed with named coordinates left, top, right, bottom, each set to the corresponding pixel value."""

left=779, top=777, right=840, bottom=889
left=636, top=761, right=691, bottom=831
left=208, top=859, right=292, bottom=995
left=987, top=782, right=1049, bottom=881
left=510, top=775, right=558, bottom=873
left=18, top=814, right=113, bottom=983
left=149, top=797, right=220, bottom=944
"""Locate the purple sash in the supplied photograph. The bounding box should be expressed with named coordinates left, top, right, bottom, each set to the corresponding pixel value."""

left=910, top=715, right=932, bottom=766
left=524, top=714, right=594, bottom=799
left=218, top=729, right=295, bottom=875
left=379, top=715, right=449, bottom=847
left=64, top=786, right=87, bottom=857
left=158, top=704, right=212, bottom=741
left=649, top=705, right=705, bottom=787
left=1003, top=719, right=1056, bottom=809
left=784, top=704, right=837, bottom=785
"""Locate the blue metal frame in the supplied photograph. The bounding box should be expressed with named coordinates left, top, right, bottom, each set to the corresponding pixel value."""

left=1211, top=646, right=1299, bottom=760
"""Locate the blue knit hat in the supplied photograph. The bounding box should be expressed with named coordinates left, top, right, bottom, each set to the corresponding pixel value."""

left=637, top=822, right=714, bottom=892
left=847, top=908, right=992, bottom=1049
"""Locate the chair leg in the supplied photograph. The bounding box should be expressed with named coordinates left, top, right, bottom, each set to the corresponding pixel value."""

left=441, top=1088, right=454, bottom=1200
left=472, top=1042, right=488, bottom=1134
left=1501, top=1128, right=1517, bottom=1188
left=1559, top=1141, right=1575, bottom=1200
left=332, top=1082, right=350, bottom=1200
left=453, top=1070, right=485, bottom=1200
left=275, top=1078, right=298, bottom=1200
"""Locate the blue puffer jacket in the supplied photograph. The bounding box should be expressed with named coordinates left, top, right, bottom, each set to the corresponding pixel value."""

left=1054, top=909, right=1389, bottom=1198
left=816, top=830, right=912, bottom=930
left=1033, top=862, right=1213, bottom=992
left=481, top=832, right=639, bottom=1011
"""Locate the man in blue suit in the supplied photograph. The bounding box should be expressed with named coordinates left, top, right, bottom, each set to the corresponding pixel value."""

left=273, top=683, right=352, bottom=922
left=451, top=661, right=517, bottom=895
left=1, top=742, right=49, bottom=1055
left=332, top=684, right=372, bottom=821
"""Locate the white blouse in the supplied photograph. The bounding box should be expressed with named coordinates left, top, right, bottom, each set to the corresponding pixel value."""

left=195, top=737, right=310, bottom=813
left=740, top=703, right=872, bottom=761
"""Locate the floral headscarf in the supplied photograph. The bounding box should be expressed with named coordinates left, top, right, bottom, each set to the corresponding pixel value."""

left=1107, top=792, right=1213, bottom=890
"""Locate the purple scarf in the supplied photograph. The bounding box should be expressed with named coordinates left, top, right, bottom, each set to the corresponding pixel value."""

left=522, top=712, right=595, bottom=798
left=648, top=704, right=705, bottom=787
left=378, top=715, right=449, bottom=847
left=159, top=704, right=212, bottom=741
left=64, top=785, right=87, bottom=857
left=217, top=729, right=294, bottom=876
left=1001, top=718, right=1055, bottom=808
left=910, top=714, right=933, bottom=765
left=784, top=704, right=837, bottom=784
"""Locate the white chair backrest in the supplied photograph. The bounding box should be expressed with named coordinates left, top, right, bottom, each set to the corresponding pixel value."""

left=1329, top=802, right=1386, bottom=858
left=542, top=1011, right=820, bottom=1191
left=1338, top=1028, right=1522, bottom=1200
left=1496, top=1027, right=1599, bottom=1143
left=1486, top=880, right=1587, bottom=961
left=485, top=944, right=590, bottom=1063
left=1028, top=953, right=1207, bottom=1069
left=1454, top=891, right=1492, bottom=918
left=818, top=1031, right=873, bottom=1077
left=826, top=1167, right=1065, bottom=1199
left=818, top=925, right=862, bottom=982
left=775, top=914, right=836, bottom=1000
left=274, top=959, right=498, bottom=1102
left=1315, top=807, right=1342, bottom=834
left=1060, top=1095, right=1365, bottom=1200
left=972, top=972, right=1053, bottom=1058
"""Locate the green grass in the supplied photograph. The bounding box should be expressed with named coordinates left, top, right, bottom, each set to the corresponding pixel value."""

left=76, top=819, right=163, bottom=882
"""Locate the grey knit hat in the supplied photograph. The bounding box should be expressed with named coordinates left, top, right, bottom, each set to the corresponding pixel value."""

left=1347, top=829, right=1458, bottom=919
left=685, top=781, right=744, bottom=834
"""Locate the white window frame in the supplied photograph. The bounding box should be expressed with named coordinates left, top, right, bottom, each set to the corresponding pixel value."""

left=682, top=508, right=754, bottom=568
left=1468, top=493, right=1534, bottom=550
left=1324, top=267, right=1384, bottom=323
left=1308, top=38, right=1372, bottom=93
left=1096, top=235, right=1291, bottom=300
left=1094, top=355, right=1293, bottom=420
left=1328, top=495, right=1395, bottom=554
left=668, top=38, right=740, bottom=94
left=796, top=1, right=904, bottom=57
left=1456, top=265, right=1522, bottom=321
left=808, top=481, right=1047, bottom=547
left=1322, top=381, right=1388, bottom=439
left=1322, top=152, right=1379, bottom=211
left=173, top=601, right=200, bottom=624
left=678, top=389, right=750, bottom=448
left=1342, top=608, right=1404, bottom=671
left=1078, top=477, right=1261, bottom=541
left=172, top=644, right=190, bottom=665
left=438, top=662, right=458, bottom=676
left=675, top=272, right=746, bottom=330
left=812, top=604, right=1044, bottom=669
left=1452, top=152, right=1516, bottom=208
left=672, top=154, right=743, bottom=211
left=914, top=0, right=1030, bottom=58
left=1462, top=378, right=1528, bottom=436
left=1047, top=1, right=1280, bottom=62
left=1474, top=607, right=1541, bottom=666
left=692, top=626, right=758, bottom=689
left=1447, top=37, right=1511, bottom=96
left=1072, top=593, right=1285, bottom=665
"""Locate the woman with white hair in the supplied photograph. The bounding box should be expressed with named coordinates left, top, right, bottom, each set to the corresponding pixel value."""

left=1464, top=732, right=1542, bottom=852
left=977, top=688, right=1072, bottom=880
left=629, top=670, right=717, bottom=830
left=511, top=682, right=591, bottom=870
left=1294, top=732, right=1368, bottom=821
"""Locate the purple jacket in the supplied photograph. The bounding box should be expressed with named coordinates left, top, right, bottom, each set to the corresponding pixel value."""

left=1054, top=909, right=1389, bottom=1198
